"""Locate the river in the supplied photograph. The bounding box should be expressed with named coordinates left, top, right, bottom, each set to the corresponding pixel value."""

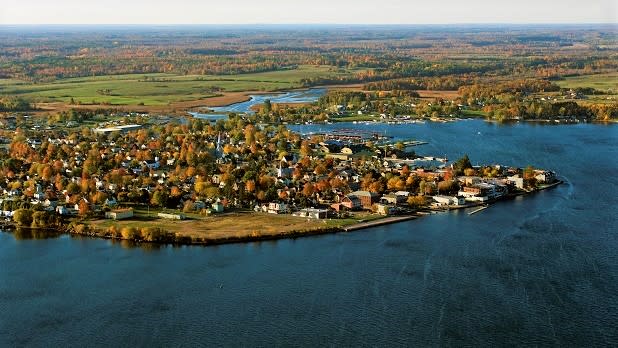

left=1, top=120, right=617, bottom=346
left=190, top=88, right=327, bottom=121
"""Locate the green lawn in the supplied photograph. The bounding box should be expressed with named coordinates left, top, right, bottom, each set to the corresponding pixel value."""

left=0, top=65, right=362, bottom=106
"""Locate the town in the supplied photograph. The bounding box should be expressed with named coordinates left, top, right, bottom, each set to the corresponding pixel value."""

left=0, top=109, right=560, bottom=244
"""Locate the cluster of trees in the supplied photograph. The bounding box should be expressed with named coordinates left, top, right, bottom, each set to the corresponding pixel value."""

left=459, top=79, right=561, bottom=103
left=317, top=91, right=368, bottom=109
left=484, top=100, right=616, bottom=121
left=12, top=208, right=61, bottom=228
left=0, top=96, right=31, bottom=112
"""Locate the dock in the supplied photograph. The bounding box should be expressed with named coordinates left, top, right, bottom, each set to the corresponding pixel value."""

left=343, top=215, right=416, bottom=232
left=468, top=205, right=489, bottom=215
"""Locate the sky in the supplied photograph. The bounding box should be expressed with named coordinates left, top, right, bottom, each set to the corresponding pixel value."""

left=0, top=0, right=616, bottom=25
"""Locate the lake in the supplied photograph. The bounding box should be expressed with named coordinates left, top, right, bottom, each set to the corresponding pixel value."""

left=1, top=120, right=617, bottom=346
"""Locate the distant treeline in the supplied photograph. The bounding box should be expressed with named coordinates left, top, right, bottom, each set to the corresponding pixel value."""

left=485, top=101, right=618, bottom=121
left=363, top=76, right=477, bottom=91
left=1, top=26, right=615, bottom=82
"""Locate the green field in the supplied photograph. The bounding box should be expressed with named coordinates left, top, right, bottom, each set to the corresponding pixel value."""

left=556, top=72, right=618, bottom=93
left=0, top=65, right=361, bottom=106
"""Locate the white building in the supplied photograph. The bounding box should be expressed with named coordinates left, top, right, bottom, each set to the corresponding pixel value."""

left=268, top=202, right=289, bottom=214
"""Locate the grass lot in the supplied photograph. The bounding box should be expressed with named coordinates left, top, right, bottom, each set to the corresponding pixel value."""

left=0, top=65, right=362, bottom=106
left=88, top=208, right=379, bottom=242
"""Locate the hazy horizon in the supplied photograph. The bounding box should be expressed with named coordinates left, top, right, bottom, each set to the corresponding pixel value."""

left=1, top=0, right=616, bottom=25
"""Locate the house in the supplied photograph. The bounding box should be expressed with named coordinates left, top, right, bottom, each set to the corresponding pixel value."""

left=534, top=170, right=556, bottom=184
left=381, top=193, right=406, bottom=205
left=56, top=206, right=69, bottom=215
left=277, top=164, right=293, bottom=178
left=395, top=191, right=410, bottom=199
left=375, top=203, right=395, bottom=216
left=105, top=209, right=134, bottom=220
left=292, top=208, right=328, bottom=219
left=340, top=195, right=362, bottom=210
left=142, top=159, right=160, bottom=170
left=432, top=195, right=466, bottom=206
left=268, top=202, right=289, bottom=214
left=158, top=212, right=185, bottom=220
left=211, top=202, right=224, bottom=213
left=346, top=191, right=379, bottom=209
left=507, top=175, right=524, bottom=189
left=319, top=140, right=342, bottom=154
left=458, top=187, right=489, bottom=202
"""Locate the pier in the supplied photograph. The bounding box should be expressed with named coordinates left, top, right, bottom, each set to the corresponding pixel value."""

left=468, top=205, right=489, bottom=215
left=343, top=215, right=416, bottom=232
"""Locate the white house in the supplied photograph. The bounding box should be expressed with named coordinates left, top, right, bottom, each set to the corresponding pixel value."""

left=507, top=175, right=524, bottom=189
left=292, top=208, right=328, bottom=219
left=105, top=209, right=134, bottom=220
left=534, top=170, right=556, bottom=184
left=268, top=202, right=289, bottom=214
left=432, top=195, right=466, bottom=206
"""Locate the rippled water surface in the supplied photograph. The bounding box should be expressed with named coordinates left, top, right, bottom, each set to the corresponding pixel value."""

left=1, top=120, right=617, bottom=346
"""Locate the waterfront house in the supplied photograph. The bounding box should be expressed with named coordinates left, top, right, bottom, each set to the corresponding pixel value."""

left=432, top=195, right=466, bottom=206
left=292, top=208, right=328, bottom=219
left=375, top=203, right=395, bottom=216
left=534, top=170, right=556, bottom=184
left=507, top=175, right=524, bottom=189
left=381, top=193, right=407, bottom=205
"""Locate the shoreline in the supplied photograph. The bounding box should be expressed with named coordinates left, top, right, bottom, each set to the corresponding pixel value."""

left=0, top=181, right=563, bottom=246
left=0, top=213, right=419, bottom=246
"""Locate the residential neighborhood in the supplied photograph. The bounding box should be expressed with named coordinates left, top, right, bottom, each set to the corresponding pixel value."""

left=0, top=111, right=559, bottom=239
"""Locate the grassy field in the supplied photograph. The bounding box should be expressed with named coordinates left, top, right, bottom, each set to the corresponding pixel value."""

left=92, top=211, right=327, bottom=240
left=556, top=72, right=618, bottom=92
left=0, top=65, right=362, bottom=107
left=88, top=208, right=380, bottom=242
left=555, top=72, right=618, bottom=103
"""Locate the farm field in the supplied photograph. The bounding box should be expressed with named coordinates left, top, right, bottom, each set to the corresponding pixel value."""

left=0, top=65, right=362, bottom=107
left=555, top=72, right=618, bottom=103
left=556, top=72, right=618, bottom=92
